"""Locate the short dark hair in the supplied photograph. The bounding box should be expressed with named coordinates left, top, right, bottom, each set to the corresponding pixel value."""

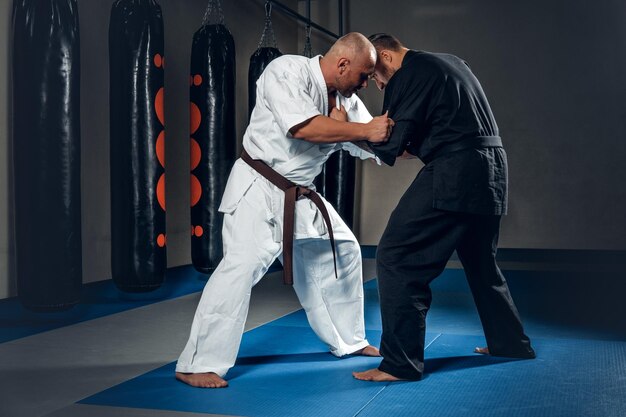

left=368, top=33, right=404, bottom=52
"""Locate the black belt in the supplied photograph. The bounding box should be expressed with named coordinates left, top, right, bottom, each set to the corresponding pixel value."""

left=241, top=150, right=337, bottom=285
left=422, top=135, right=503, bottom=164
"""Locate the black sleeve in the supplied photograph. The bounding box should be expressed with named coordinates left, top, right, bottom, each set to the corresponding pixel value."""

left=369, top=120, right=417, bottom=166
left=369, top=68, right=435, bottom=166
left=368, top=75, right=416, bottom=166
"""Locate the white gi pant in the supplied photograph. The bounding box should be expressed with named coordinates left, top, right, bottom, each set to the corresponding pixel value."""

left=176, top=164, right=369, bottom=377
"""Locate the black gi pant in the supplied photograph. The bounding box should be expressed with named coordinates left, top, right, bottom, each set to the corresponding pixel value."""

left=376, top=164, right=535, bottom=380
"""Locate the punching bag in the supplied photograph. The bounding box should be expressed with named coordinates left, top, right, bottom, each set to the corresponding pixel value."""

left=12, top=0, right=82, bottom=312
left=248, top=48, right=281, bottom=121
left=109, top=0, right=166, bottom=292
left=190, top=2, right=236, bottom=274
left=248, top=2, right=281, bottom=121
left=324, top=152, right=355, bottom=228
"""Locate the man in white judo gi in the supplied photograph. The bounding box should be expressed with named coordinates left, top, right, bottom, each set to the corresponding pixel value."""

left=176, top=32, right=393, bottom=388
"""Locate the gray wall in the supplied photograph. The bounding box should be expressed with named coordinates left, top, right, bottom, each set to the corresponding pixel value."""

left=0, top=0, right=299, bottom=299
left=348, top=0, right=626, bottom=250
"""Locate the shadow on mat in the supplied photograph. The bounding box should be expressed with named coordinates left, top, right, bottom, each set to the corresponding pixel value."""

left=234, top=351, right=338, bottom=367
left=425, top=354, right=524, bottom=375
left=228, top=351, right=380, bottom=379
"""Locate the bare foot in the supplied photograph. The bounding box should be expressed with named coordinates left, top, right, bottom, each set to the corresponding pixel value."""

left=175, top=371, right=228, bottom=388
left=352, top=345, right=381, bottom=357
left=352, top=368, right=405, bottom=382
left=474, top=346, right=489, bottom=355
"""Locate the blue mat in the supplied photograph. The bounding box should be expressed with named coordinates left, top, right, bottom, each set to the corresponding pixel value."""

left=269, top=273, right=483, bottom=335
left=358, top=333, right=626, bottom=417
left=80, top=324, right=442, bottom=417
left=78, top=277, right=626, bottom=417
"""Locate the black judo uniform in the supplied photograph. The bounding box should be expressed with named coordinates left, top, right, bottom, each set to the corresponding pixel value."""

left=370, top=50, right=535, bottom=380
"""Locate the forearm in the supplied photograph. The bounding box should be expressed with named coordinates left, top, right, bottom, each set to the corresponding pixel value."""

left=290, top=115, right=368, bottom=143
left=369, top=120, right=416, bottom=166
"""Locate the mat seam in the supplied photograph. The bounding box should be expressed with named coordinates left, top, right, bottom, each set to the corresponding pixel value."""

left=425, top=333, right=443, bottom=350
left=351, top=384, right=390, bottom=417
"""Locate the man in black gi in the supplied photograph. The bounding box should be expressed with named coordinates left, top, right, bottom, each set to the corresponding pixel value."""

left=353, top=33, right=535, bottom=382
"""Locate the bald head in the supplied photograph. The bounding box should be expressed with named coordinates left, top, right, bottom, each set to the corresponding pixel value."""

left=327, top=32, right=377, bottom=65
left=320, top=32, right=376, bottom=97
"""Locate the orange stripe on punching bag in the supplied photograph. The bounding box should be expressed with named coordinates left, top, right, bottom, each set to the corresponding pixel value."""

left=190, top=101, right=201, bottom=134
left=190, top=138, right=201, bottom=170
left=190, top=99, right=201, bottom=233
left=154, top=72, right=166, bottom=243
left=190, top=174, right=201, bottom=207
left=156, top=174, right=166, bottom=211
left=155, top=86, right=165, bottom=126
left=156, top=131, right=165, bottom=168
left=154, top=53, right=163, bottom=68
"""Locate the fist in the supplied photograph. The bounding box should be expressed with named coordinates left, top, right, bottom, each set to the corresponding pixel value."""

left=330, top=104, right=348, bottom=122
left=366, top=111, right=394, bottom=143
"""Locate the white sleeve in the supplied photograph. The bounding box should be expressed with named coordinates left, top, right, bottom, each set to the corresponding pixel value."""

left=339, top=95, right=381, bottom=163
left=260, top=61, right=322, bottom=137
left=341, top=142, right=381, bottom=163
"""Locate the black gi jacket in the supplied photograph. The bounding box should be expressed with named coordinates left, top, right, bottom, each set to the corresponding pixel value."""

left=370, top=50, right=508, bottom=215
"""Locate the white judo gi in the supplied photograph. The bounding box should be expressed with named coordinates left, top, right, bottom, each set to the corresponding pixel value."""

left=176, top=55, right=377, bottom=377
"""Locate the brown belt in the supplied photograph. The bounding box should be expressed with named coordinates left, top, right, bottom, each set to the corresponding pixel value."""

left=241, top=150, right=337, bottom=285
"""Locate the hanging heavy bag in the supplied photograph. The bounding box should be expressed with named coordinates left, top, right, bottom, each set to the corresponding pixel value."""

left=12, top=0, right=82, bottom=312
left=324, top=151, right=355, bottom=228
left=190, top=0, right=236, bottom=274
left=248, top=48, right=281, bottom=121
left=109, top=0, right=166, bottom=292
left=248, top=2, right=282, bottom=121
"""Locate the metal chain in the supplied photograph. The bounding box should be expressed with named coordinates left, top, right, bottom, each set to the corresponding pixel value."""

left=201, top=0, right=224, bottom=26
left=257, top=1, right=278, bottom=49
left=302, top=24, right=313, bottom=57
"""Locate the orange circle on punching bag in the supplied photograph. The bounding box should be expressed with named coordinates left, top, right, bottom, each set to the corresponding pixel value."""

left=190, top=174, right=201, bottom=207
left=193, top=74, right=203, bottom=86
left=157, top=233, right=166, bottom=247
left=190, top=102, right=201, bottom=134
left=190, top=138, right=201, bottom=170
left=156, top=174, right=166, bottom=210
left=156, top=130, right=165, bottom=168
left=154, top=53, right=163, bottom=68
left=155, top=87, right=165, bottom=126
left=194, top=225, right=204, bottom=237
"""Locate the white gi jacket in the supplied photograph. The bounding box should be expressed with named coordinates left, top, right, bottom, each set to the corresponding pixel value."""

left=219, top=54, right=377, bottom=242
